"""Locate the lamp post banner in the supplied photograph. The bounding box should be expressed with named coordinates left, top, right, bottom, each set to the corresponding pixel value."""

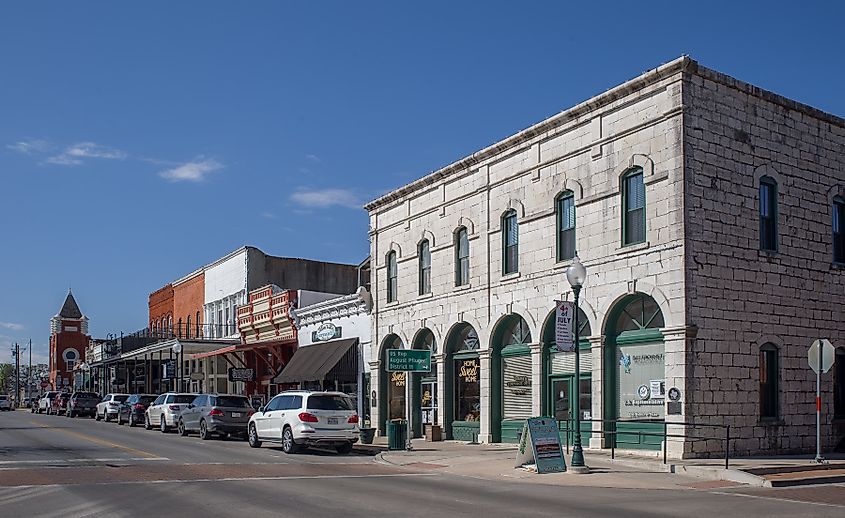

left=554, top=300, right=575, bottom=352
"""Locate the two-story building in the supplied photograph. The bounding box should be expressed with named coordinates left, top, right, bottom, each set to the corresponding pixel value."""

left=365, top=56, right=845, bottom=458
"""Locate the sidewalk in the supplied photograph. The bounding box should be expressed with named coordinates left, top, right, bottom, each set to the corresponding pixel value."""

left=371, top=438, right=845, bottom=489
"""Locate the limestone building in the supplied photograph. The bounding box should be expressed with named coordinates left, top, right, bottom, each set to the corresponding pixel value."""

left=364, top=56, right=845, bottom=457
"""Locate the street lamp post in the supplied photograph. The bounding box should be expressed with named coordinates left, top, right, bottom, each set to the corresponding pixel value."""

left=566, top=255, right=589, bottom=473
left=172, top=342, right=182, bottom=392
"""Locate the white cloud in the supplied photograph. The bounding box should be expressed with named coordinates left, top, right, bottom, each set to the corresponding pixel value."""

left=289, top=188, right=361, bottom=209
left=158, top=157, right=223, bottom=182
left=47, top=142, right=127, bottom=166
left=7, top=139, right=51, bottom=155
left=0, top=322, right=24, bottom=331
left=305, top=154, right=321, bottom=163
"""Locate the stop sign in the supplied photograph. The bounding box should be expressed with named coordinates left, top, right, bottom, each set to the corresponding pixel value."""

left=808, top=339, right=835, bottom=374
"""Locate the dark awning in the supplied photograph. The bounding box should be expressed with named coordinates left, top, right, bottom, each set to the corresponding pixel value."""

left=272, top=338, right=358, bottom=384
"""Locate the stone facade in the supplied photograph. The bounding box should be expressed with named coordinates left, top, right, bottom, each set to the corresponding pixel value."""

left=365, top=56, right=845, bottom=457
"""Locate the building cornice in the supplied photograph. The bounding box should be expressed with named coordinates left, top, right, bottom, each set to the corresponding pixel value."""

left=296, top=290, right=372, bottom=327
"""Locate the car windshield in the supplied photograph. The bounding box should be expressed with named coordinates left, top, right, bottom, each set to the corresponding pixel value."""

left=307, top=395, right=354, bottom=411
left=214, top=396, right=251, bottom=408
left=113, top=395, right=129, bottom=403
left=139, top=396, right=156, bottom=404
left=173, top=395, right=196, bottom=404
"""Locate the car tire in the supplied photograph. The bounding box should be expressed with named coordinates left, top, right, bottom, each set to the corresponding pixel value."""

left=336, top=442, right=354, bottom=455
left=144, top=415, right=152, bottom=430
left=248, top=424, right=261, bottom=448
left=281, top=427, right=300, bottom=454
left=178, top=419, right=188, bottom=436
left=199, top=420, right=210, bottom=440
left=160, top=415, right=169, bottom=433
left=117, top=413, right=124, bottom=425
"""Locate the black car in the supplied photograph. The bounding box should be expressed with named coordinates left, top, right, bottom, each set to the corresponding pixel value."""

left=67, top=392, right=100, bottom=418
left=117, top=394, right=157, bottom=427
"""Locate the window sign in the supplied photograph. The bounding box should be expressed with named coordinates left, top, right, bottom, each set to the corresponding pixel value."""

left=617, top=343, right=665, bottom=420
left=388, top=371, right=405, bottom=420
left=455, top=358, right=480, bottom=421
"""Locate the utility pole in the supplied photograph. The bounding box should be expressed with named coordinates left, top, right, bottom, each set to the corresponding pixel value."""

left=12, top=343, right=20, bottom=408
left=28, top=339, right=32, bottom=405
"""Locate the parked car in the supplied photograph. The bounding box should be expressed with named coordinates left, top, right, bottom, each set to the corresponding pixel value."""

left=145, top=393, right=198, bottom=432
left=116, top=394, right=157, bottom=426
left=95, top=394, right=129, bottom=421
left=67, top=392, right=100, bottom=418
left=247, top=391, right=359, bottom=454
left=0, top=394, right=12, bottom=411
left=38, top=391, right=59, bottom=413
left=50, top=392, right=71, bottom=415
left=178, top=394, right=254, bottom=440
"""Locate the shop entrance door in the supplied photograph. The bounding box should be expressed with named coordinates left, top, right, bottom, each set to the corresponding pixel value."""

left=420, top=380, right=437, bottom=429
left=548, top=374, right=592, bottom=445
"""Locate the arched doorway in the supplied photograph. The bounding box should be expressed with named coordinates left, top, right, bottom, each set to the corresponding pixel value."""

left=444, top=323, right=480, bottom=441
left=410, top=329, right=437, bottom=438
left=541, top=306, right=592, bottom=445
left=378, top=334, right=406, bottom=435
left=603, top=293, right=665, bottom=450
left=491, top=314, right=532, bottom=443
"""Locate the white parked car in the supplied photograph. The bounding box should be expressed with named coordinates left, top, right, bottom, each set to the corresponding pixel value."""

left=38, top=391, right=59, bottom=413
left=247, top=391, right=359, bottom=454
left=145, top=393, right=198, bottom=432
left=95, top=394, right=129, bottom=421
left=0, top=394, right=12, bottom=411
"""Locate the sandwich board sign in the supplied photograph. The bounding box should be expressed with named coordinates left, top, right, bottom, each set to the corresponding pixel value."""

left=515, top=416, right=566, bottom=473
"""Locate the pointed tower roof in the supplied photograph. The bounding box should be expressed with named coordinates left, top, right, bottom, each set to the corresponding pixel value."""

left=58, top=290, right=83, bottom=319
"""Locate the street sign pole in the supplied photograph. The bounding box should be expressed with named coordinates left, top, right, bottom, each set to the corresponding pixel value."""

left=816, top=340, right=823, bottom=463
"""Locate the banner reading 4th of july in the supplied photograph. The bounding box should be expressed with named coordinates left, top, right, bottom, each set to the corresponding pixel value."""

left=554, top=300, right=574, bottom=352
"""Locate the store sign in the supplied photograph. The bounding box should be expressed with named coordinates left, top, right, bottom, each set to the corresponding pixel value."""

left=312, top=323, right=342, bottom=342
left=554, top=300, right=574, bottom=352
left=386, top=349, right=431, bottom=372
left=161, top=360, right=175, bottom=380
left=515, top=417, right=566, bottom=473
left=458, top=358, right=479, bottom=383
left=228, top=368, right=255, bottom=382
left=390, top=371, right=406, bottom=387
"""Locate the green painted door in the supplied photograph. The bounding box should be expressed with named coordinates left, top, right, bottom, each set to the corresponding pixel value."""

left=548, top=374, right=592, bottom=447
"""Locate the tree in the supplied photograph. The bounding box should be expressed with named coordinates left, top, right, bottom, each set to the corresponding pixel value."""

left=0, top=363, right=14, bottom=394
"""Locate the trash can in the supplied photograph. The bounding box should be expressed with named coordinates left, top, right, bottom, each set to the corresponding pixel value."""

left=359, top=428, right=376, bottom=445
left=387, top=419, right=407, bottom=451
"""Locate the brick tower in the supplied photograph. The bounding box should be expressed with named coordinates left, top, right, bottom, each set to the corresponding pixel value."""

left=49, top=290, right=89, bottom=391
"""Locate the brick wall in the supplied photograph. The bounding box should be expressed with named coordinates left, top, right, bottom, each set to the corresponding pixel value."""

left=684, top=65, right=845, bottom=455
left=174, top=272, right=204, bottom=338
left=148, top=283, right=174, bottom=329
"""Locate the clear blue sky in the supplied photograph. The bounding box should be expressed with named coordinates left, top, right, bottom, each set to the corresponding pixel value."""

left=2, top=1, right=843, bottom=363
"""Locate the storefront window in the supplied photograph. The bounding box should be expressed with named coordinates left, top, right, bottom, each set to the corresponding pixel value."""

left=616, top=343, right=665, bottom=420
left=455, top=357, right=479, bottom=421
left=388, top=371, right=406, bottom=420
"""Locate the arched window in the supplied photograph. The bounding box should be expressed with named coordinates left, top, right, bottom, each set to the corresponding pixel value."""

left=759, top=343, right=779, bottom=419
left=614, top=294, right=665, bottom=332
left=556, top=191, right=576, bottom=261
left=386, top=251, right=398, bottom=303
left=834, top=347, right=845, bottom=419
left=833, top=196, right=845, bottom=263
left=63, top=349, right=78, bottom=372
left=177, top=318, right=183, bottom=339
left=186, top=315, right=192, bottom=339
left=455, top=227, right=469, bottom=286
left=418, top=240, right=431, bottom=295
left=759, top=176, right=778, bottom=252
left=167, top=316, right=173, bottom=336
left=196, top=311, right=201, bottom=337
left=503, top=210, right=519, bottom=275
left=500, top=316, right=532, bottom=346
left=622, top=168, right=646, bottom=246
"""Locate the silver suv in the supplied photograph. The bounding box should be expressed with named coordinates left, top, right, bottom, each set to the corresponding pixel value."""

left=145, top=393, right=198, bottom=432
left=247, top=391, right=359, bottom=454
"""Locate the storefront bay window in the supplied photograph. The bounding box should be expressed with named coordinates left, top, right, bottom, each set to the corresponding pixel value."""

left=448, top=323, right=480, bottom=441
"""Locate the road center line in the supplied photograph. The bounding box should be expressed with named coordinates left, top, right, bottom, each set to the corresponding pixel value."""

left=27, top=420, right=160, bottom=459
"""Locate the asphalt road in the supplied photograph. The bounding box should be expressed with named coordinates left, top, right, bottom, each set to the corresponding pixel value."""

left=1, top=409, right=842, bottom=517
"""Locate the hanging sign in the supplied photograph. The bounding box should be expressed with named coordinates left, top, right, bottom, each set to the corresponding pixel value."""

left=554, top=300, right=575, bottom=352
left=386, top=349, right=431, bottom=372
left=515, top=416, right=566, bottom=473
left=228, top=368, right=255, bottom=382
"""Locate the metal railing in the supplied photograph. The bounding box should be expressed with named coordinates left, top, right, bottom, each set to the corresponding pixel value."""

left=557, top=418, right=733, bottom=469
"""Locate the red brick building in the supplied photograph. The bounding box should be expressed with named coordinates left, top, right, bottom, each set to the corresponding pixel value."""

left=148, top=284, right=174, bottom=336
left=173, top=270, right=204, bottom=339
left=49, top=291, right=90, bottom=391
